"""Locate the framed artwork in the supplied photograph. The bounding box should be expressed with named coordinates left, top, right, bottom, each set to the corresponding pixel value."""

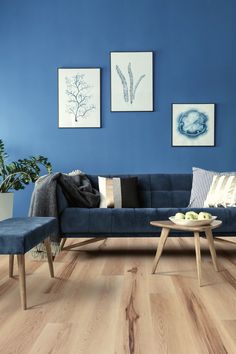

left=58, top=68, right=101, bottom=128
left=110, top=51, right=153, bottom=112
left=172, top=103, right=215, bottom=147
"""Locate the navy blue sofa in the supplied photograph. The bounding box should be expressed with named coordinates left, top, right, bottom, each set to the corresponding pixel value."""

left=57, top=174, right=236, bottom=238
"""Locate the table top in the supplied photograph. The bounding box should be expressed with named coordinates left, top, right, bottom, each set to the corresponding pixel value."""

left=150, top=220, right=222, bottom=232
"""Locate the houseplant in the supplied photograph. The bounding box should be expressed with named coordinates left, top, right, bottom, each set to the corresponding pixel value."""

left=0, top=139, right=52, bottom=220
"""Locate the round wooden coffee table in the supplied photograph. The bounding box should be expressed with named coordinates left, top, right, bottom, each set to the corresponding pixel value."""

left=150, top=220, right=222, bottom=286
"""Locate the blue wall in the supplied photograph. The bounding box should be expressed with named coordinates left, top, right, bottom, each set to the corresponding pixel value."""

left=1, top=0, right=236, bottom=216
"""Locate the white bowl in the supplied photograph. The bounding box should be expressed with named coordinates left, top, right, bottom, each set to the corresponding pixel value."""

left=169, top=216, right=217, bottom=227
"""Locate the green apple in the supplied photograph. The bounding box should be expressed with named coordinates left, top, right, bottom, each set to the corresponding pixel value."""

left=185, top=214, right=195, bottom=220
left=185, top=211, right=198, bottom=220
left=189, top=211, right=199, bottom=219
left=175, top=212, right=185, bottom=220
left=198, top=212, right=212, bottom=220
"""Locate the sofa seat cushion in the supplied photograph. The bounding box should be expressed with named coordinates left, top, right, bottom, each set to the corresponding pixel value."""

left=60, top=207, right=236, bottom=235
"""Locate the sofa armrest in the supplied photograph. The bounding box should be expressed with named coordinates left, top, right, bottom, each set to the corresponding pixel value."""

left=56, top=184, right=69, bottom=215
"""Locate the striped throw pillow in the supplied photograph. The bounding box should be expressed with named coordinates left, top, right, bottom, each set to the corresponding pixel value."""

left=188, top=167, right=235, bottom=207
left=204, top=175, right=236, bottom=207
left=98, top=176, right=140, bottom=208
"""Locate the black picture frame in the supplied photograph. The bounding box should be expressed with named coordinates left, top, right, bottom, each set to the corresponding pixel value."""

left=171, top=103, right=216, bottom=147
left=110, top=51, right=154, bottom=112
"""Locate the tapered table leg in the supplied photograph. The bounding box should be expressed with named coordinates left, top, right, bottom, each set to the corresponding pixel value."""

left=152, top=227, right=170, bottom=274
left=17, top=255, right=27, bottom=310
left=44, top=238, right=54, bottom=278
left=194, top=232, right=202, bottom=287
left=9, top=255, right=14, bottom=278
left=205, top=229, right=219, bottom=272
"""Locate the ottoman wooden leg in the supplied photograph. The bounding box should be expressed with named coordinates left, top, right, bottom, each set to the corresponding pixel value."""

left=205, top=229, right=219, bottom=272
left=194, top=232, right=202, bottom=287
left=9, top=255, right=14, bottom=278
left=152, top=227, right=170, bottom=274
left=44, top=238, right=54, bottom=278
left=17, top=255, right=27, bottom=310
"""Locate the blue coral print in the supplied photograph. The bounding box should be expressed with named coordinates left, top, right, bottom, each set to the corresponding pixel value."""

left=177, top=109, right=208, bottom=138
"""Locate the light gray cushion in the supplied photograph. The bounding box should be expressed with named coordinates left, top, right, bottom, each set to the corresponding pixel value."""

left=188, top=167, right=235, bottom=208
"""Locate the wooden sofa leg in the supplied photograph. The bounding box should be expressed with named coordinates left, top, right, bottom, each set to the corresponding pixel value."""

left=17, top=255, right=27, bottom=310
left=62, top=237, right=107, bottom=251
left=9, top=255, right=14, bottom=278
left=213, top=237, right=236, bottom=246
left=44, top=238, right=54, bottom=278
left=60, top=237, right=67, bottom=250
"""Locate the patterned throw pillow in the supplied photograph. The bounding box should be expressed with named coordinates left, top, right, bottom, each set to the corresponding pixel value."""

left=98, top=176, right=140, bottom=208
left=188, top=167, right=235, bottom=208
left=204, top=175, right=236, bottom=207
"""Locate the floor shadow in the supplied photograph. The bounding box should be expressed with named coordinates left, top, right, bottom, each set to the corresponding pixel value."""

left=73, top=247, right=236, bottom=258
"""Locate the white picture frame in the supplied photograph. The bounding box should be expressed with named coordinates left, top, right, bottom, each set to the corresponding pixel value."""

left=58, top=68, right=101, bottom=128
left=110, top=51, right=153, bottom=112
left=172, top=103, right=215, bottom=147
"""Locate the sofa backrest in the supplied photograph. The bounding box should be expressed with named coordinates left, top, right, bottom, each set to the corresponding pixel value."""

left=87, top=174, right=192, bottom=208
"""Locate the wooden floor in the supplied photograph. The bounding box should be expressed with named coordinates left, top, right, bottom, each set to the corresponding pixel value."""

left=0, top=237, right=236, bottom=354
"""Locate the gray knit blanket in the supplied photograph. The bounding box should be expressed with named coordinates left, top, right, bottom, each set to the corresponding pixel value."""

left=29, top=171, right=100, bottom=258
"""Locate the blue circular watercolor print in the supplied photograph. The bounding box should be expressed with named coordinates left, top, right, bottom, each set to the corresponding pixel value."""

left=177, top=109, right=208, bottom=138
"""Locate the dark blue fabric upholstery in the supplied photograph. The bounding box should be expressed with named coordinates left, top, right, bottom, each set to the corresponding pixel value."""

left=60, top=207, right=236, bottom=236
left=57, top=174, right=236, bottom=237
left=0, top=217, right=57, bottom=254
left=86, top=174, right=192, bottom=208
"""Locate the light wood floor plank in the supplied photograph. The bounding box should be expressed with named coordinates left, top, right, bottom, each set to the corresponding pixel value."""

left=0, top=237, right=235, bottom=354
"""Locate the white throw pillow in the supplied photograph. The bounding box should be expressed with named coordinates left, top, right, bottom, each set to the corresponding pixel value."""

left=98, top=176, right=113, bottom=208
left=188, top=167, right=235, bottom=208
left=204, top=175, right=236, bottom=207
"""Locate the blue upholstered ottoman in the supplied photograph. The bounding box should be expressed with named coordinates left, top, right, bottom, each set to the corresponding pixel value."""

left=0, top=217, right=57, bottom=310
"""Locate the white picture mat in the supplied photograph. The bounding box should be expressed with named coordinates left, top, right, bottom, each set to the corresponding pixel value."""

left=111, top=52, right=153, bottom=111
left=172, top=104, right=215, bottom=146
left=58, top=68, right=100, bottom=128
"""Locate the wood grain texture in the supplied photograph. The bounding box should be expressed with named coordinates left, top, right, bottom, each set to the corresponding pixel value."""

left=0, top=237, right=235, bottom=353
left=152, top=222, right=219, bottom=287
left=9, top=255, right=14, bottom=278
left=194, top=231, right=202, bottom=286
left=150, top=220, right=222, bottom=232
left=62, top=237, right=107, bottom=251
left=17, top=254, right=27, bottom=310
left=205, top=229, right=219, bottom=272
left=152, top=227, right=170, bottom=274
left=44, top=238, right=54, bottom=278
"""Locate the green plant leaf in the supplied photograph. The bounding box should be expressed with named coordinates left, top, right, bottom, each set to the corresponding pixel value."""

left=0, top=140, right=52, bottom=192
